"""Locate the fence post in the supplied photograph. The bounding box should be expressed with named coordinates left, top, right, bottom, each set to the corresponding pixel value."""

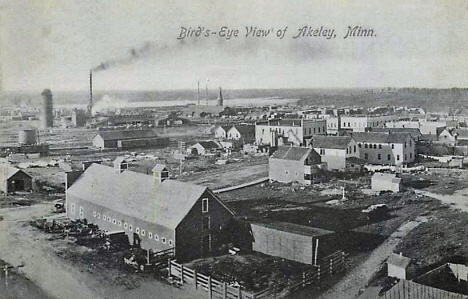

left=302, top=272, right=306, bottom=287
left=224, top=282, right=227, bottom=299
left=317, top=265, right=321, bottom=281
left=208, top=276, right=212, bottom=299
left=180, top=264, right=184, bottom=284
left=341, top=252, right=345, bottom=271
left=194, top=270, right=198, bottom=290
left=330, top=259, right=333, bottom=276
left=168, top=258, right=171, bottom=277
left=237, top=285, right=242, bottom=299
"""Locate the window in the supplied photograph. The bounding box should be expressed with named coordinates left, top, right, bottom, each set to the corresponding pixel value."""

left=346, top=148, right=348, bottom=154
left=141, top=230, right=145, bottom=236
left=71, top=204, right=75, bottom=214
left=410, top=140, right=412, bottom=147
left=379, top=144, right=382, bottom=149
left=107, top=217, right=111, bottom=223
left=80, top=206, right=84, bottom=213
left=97, top=213, right=100, bottom=219
left=155, top=234, right=159, bottom=241
left=313, top=128, right=316, bottom=134
left=169, top=240, right=173, bottom=246
left=162, top=237, right=167, bottom=244
left=354, top=145, right=356, bottom=153
left=318, top=127, right=320, bottom=133
left=365, top=153, right=368, bottom=160
left=365, top=144, right=368, bottom=149
left=373, top=144, right=376, bottom=149
left=202, top=198, right=209, bottom=213
left=392, top=144, right=394, bottom=149
left=112, top=219, right=117, bottom=225
left=404, top=142, right=407, bottom=148
left=129, top=225, right=133, bottom=231
left=202, top=217, right=210, bottom=231
left=405, top=154, right=407, bottom=160
left=93, top=211, right=96, bottom=217
left=410, top=153, right=413, bottom=159
left=102, top=214, right=106, bottom=220
left=387, top=154, right=391, bottom=160
left=378, top=154, right=381, bottom=160
left=149, top=232, right=153, bottom=239
left=136, top=227, right=140, bottom=234
left=397, top=155, right=400, bottom=161
left=118, top=220, right=122, bottom=226
left=358, top=143, right=362, bottom=148
left=124, top=223, right=128, bottom=229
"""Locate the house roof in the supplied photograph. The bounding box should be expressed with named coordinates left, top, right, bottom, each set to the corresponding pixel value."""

left=0, top=165, right=31, bottom=180
left=66, top=164, right=212, bottom=230
left=258, top=119, right=303, bottom=127
left=386, top=280, right=466, bottom=299
left=230, top=125, right=255, bottom=135
left=113, top=157, right=126, bottom=164
left=387, top=253, right=411, bottom=268
left=372, top=128, right=422, bottom=139
left=312, top=136, right=352, bottom=149
left=270, top=146, right=313, bottom=161
left=152, top=164, right=167, bottom=172
left=349, top=132, right=412, bottom=144
left=251, top=221, right=334, bottom=238
left=196, top=141, right=222, bottom=150
left=216, top=125, right=232, bottom=132
left=455, top=129, right=468, bottom=139
left=95, top=129, right=158, bottom=141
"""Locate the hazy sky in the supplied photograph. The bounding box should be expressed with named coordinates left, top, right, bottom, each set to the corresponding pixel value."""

left=1, top=0, right=467, bottom=91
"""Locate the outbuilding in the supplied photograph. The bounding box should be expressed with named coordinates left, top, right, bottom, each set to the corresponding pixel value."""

left=0, top=165, right=33, bottom=193
left=387, top=252, right=411, bottom=279
left=371, top=173, right=402, bottom=193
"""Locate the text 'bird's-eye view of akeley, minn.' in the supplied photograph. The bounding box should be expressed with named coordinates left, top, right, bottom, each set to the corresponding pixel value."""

left=0, top=1, right=467, bottom=299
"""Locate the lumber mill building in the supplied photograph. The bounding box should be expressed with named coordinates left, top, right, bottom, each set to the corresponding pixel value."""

left=66, top=163, right=235, bottom=261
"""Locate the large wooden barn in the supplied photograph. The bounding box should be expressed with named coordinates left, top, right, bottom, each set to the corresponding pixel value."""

left=66, top=163, right=235, bottom=261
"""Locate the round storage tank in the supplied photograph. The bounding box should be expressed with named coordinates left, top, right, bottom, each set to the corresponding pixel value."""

left=18, top=129, right=38, bottom=145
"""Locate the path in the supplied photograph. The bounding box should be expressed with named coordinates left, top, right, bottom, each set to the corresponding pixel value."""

left=413, top=188, right=468, bottom=213
left=0, top=203, right=205, bottom=299
left=318, top=216, right=428, bottom=299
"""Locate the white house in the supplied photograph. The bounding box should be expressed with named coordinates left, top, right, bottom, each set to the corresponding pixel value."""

left=352, top=132, right=415, bottom=166
left=214, top=125, right=231, bottom=139
left=256, top=119, right=326, bottom=146
left=310, top=136, right=359, bottom=171
left=226, top=125, right=255, bottom=143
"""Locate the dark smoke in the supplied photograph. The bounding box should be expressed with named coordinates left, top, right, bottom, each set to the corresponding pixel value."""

left=92, top=42, right=160, bottom=72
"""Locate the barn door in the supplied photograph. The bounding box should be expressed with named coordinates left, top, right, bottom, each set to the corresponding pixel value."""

left=201, top=234, right=211, bottom=257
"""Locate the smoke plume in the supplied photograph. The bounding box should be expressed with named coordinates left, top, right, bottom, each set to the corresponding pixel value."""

left=92, top=42, right=157, bottom=72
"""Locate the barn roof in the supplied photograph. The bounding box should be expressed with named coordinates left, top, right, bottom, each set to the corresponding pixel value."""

left=387, top=253, right=411, bottom=268
left=251, top=221, right=334, bottom=237
left=95, top=129, right=158, bottom=141
left=66, top=164, right=210, bottom=230
left=312, top=136, right=352, bottom=149
left=349, top=132, right=411, bottom=144
left=270, top=146, right=313, bottom=161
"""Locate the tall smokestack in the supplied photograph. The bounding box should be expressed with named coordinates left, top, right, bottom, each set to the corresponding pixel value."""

left=89, top=70, right=93, bottom=114
left=41, top=89, right=54, bottom=129
left=217, top=87, right=224, bottom=107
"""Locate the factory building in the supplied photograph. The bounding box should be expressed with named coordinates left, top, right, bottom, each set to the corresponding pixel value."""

left=66, top=163, right=235, bottom=261
left=72, top=109, right=87, bottom=127
left=92, top=129, right=168, bottom=149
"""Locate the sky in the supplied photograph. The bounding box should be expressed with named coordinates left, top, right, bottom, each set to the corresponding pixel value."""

left=0, top=0, right=467, bottom=91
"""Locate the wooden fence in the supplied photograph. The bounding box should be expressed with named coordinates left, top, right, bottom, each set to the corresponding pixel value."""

left=168, top=251, right=347, bottom=299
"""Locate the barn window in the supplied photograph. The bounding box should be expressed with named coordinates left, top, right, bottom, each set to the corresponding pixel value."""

left=162, top=237, right=167, bottom=244
left=169, top=240, right=173, bottom=246
left=71, top=204, right=75, bottom=214
left=136, top=227, right=140, bottom=234
left=141, top=230, right=145, bottom=236
left=124, top=223, right=128, bottom=229
left=97, top=213, right=100, bottom=219
left=149, top=232, right=153, bottom=239
left=118, top=220, right=122, bottom=226
left=202, top=198, right=209, bottom=213
left=155, top=234, right=159, bottom=241
left=129, top=225, right=133, bottom=231
left=102, top=214, right=106, bottom=220
left=107, top=217, right=111, bottom=222
left=93, top=211, right=96, bottom=217
left=112, top=219, right=117, bottom=225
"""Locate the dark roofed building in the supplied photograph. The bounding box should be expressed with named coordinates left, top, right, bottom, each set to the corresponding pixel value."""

left=227, top=125, right=255, bottom=143
left=0, top=165, right=33, bottom=193
left=187, top=141, right=223, bottom=156
left=92, top=129, right=168, bottom=149
left=371, top=127, right=423, bottom=142
left=269, top=146, right=323, bottom=185
left=66, top=163, right=234, bottom=261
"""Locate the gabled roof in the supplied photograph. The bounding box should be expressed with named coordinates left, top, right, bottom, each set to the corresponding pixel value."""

left=216, top=125, right=232, bottom=132
left=113, top=156, right=126, bottom=164
left=0, top=165, right=31, bottom=180
left=152, top=164, right=168, bottom=172
left=229, top=125, right=255, bottom=135
left=251, top=221, right=334, bottom=237
left=350, top=132, right=412, bottom=144
left=67, top=164, right=211, bottom=230
left=270, top=146, right=316, bottom=161
left=196, top=141, right=222, bottom=150
left=372, top=128, right=422, bottom=140
left=312, top=136, right=353, bottom=149
left=95, top=129, right=158, bottom=141
left=388, top=253, right=411, bottom=268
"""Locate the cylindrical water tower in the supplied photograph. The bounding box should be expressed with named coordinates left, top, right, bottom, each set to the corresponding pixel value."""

left=18, top=129, right=38, bottom=145
left=41, top=89, right=54, bottom=129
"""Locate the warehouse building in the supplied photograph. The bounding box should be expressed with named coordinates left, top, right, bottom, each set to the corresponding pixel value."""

left=66, top=163, right=234, bottom=261
left=92, top=129, right=168, bottom=149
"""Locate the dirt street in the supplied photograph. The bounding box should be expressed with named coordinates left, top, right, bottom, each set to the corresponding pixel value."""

left=414, top=188, right=468, bottom=213
left=0, top=203, right=205, bottom=299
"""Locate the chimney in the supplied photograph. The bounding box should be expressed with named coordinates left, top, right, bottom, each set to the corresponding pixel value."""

left=89, top=70, right=93, bottom=115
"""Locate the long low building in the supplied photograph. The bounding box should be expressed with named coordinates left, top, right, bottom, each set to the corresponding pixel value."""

left=92, top=129, right=168, bottom=149
left=66, top=163, right=235, bottom=261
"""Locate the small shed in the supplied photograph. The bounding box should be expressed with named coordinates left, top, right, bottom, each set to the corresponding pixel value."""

left=371, top=173, right=402, bottom=193
left=113, top=157, right=128, bottom=173
left=387, top=253, right=411, bottom=279
left=0, top=165, right=33, bottom=193
left=152, top=164, right=169, bottom=183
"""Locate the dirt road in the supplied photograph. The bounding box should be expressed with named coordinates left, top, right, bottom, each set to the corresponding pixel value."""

left=414, top=188, right=468, bottom=213
left=317, top=217, right=428, bottom=299
left=0, top=203, right=205, bottom=299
